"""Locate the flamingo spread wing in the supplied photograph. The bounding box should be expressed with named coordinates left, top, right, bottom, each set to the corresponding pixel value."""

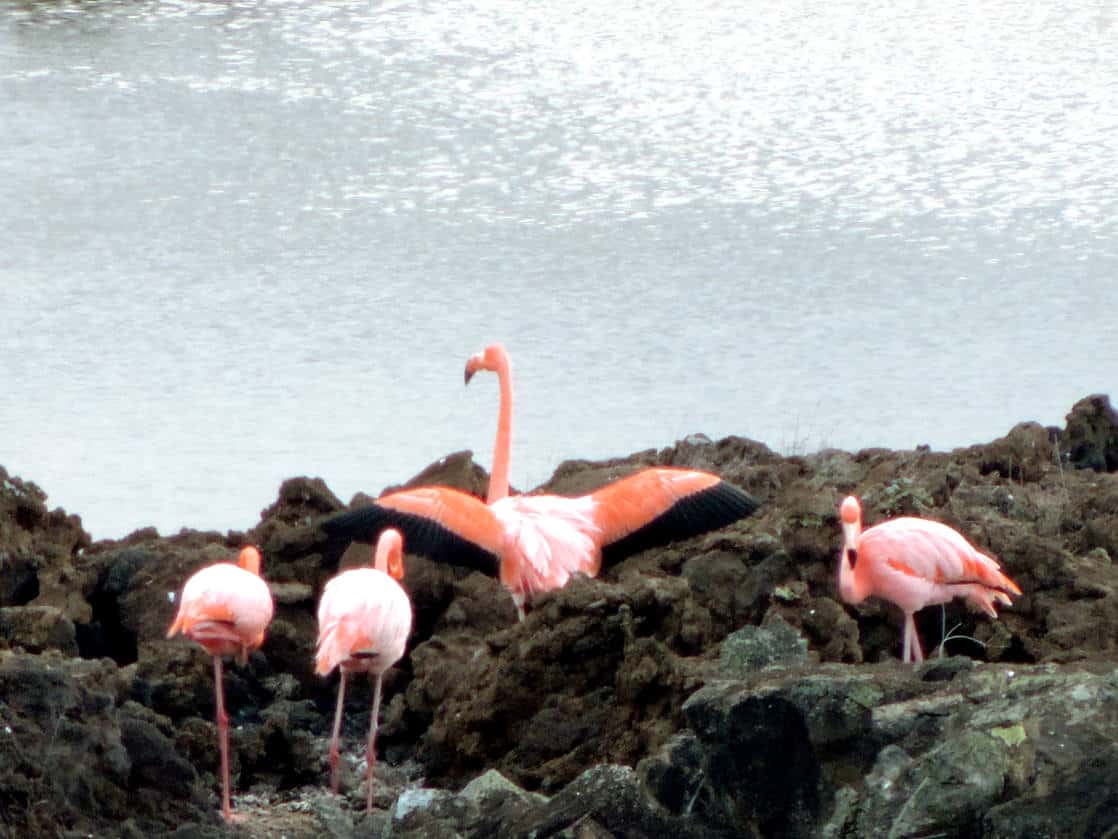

left=596, top=468, right=760, bottom=566
left=320, top=344, right=761, bottom=618
left=320, top=487, right=502, bottom=576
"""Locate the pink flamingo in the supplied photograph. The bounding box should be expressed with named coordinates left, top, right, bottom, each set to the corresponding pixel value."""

left=322, top=344, right=759, bottom=620
left=167, top=546, right=275, bottom=823
left=315, top=528, right=413, bottom=813
left=838, top=495, right=1022, bottom=663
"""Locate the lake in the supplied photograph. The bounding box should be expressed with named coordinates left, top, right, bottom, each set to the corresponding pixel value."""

left=1, top=0, right=1115, bottom=538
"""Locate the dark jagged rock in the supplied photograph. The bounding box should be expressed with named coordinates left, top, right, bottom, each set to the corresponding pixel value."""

left=382, top=449, right=493, bottom=499
left=3, top=396, right=1118, bottom=836
left=407, top=574, right=702, bottom=792
left=0, top=651, right=209, bottom=835
left=0, top=604, right=78, bottom=655
left=981, top=745, right=1118, bottom=837
left=0, top=466, right=93, bottom=624
left=1061, top=393, right=1118, bottom=472
left=388, top=769, right=546, bottom=838
left=253, top=477, right=345, bottom=568
left=672, top=662, right=1118, bottom=839
left=684, top=680, right=822, bottom=837
left=636, top=732, right=724, bottom=827
left=716, top=616, right=811, bottom=676
left=510, top=763, right=711, bottom=839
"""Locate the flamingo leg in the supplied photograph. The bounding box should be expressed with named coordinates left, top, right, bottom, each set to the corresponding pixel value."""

left=329, top=670, right=348, bottom=794
left=213, top=656, right=233, bottom=823
left=902, top=613, right=924, bottom=664
left=513, top=593, right=526, bottom=623
left=366, top=673, right=383, bottom=814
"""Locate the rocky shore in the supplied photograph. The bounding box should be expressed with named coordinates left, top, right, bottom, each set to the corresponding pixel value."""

left=2, top=395, right=1118, bottom=838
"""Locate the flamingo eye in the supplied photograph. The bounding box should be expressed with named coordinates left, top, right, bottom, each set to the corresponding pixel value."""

left=846, top=548, right=858, bottom=569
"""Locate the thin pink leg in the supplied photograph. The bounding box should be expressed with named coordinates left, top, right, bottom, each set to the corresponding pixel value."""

left=213, top=656, right=233, bottom=823
left=903, top=613, right=924, bottom=664
left=329, top=671, right=348, bottom=794
left=365, top=673, right=383, bottom=814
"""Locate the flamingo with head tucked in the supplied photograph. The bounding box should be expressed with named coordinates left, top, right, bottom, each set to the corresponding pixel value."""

left=321, top=344, right=760, bottom=620
left=837, top=495, right=1022, bottom=663
left=167, top=546, right=274, bottom=823
left=316, top=528, right=412, bottom=812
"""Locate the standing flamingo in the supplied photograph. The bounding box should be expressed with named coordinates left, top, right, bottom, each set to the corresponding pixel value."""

left=837, top=495, right=1022, bottom=663
left=166, top=546, right=275, bottom=823
left=320, top=344, right=760, bottom=620
left=316, top=528, right=413, bottom=813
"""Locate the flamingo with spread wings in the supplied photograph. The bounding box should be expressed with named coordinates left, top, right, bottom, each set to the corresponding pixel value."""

left=167, top=546, right=274, bottom=823
left=321, top=344, right=760, bottom=619
left=316, top=528, right=412, bottom=812
left=837, top=495, right=1022, bottom=663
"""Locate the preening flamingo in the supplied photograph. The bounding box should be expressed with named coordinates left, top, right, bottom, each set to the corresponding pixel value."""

left=321, top=343, right=760, bottom=620
left=316, top=528, right=413, bottom=813
left=166, top=546, right=275, bottom=823
left=837, top=495, right=1022, bottom=663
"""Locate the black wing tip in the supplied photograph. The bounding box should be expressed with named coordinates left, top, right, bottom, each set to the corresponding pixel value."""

left=709, top=478, right=761, bottom=520
left=601, top=476, right=760, bottom=567
left=319, top=502, right=501, bottom=578
left=320, top=505, right=385, bottom=543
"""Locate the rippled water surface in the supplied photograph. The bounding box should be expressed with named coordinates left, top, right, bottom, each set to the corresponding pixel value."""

left=1, top=0, right=1116, bottom=537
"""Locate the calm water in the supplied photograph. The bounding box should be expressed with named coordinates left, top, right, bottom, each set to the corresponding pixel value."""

left=1, top=0, right=1116, bottom=539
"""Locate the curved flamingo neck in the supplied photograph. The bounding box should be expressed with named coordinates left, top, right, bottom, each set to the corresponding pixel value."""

left=373, top=530, right=402, bottom=575
left=487, top=348, right=513, bottom=504
left=238, top=547, right=262, bottom=576
left=373, top=544, right=390, bottom=574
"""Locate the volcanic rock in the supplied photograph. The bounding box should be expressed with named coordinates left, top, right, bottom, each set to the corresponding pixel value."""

left=3, top=398, right=1118, bottom=837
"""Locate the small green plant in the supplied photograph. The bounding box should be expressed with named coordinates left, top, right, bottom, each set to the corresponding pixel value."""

left=936, top=604, right=986, bottom=658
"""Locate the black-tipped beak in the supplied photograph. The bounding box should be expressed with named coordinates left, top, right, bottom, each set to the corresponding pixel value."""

left=464, top=366, right=475, bottom=385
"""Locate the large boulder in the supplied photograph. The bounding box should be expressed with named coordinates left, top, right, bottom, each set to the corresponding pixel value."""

left=671, top=661, right=1118, bottom=838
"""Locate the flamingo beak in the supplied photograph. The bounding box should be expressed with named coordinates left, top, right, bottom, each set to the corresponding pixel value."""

left=841, top=523, right=858, bottom=567
left=464, top=354, right=483, bottom=385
